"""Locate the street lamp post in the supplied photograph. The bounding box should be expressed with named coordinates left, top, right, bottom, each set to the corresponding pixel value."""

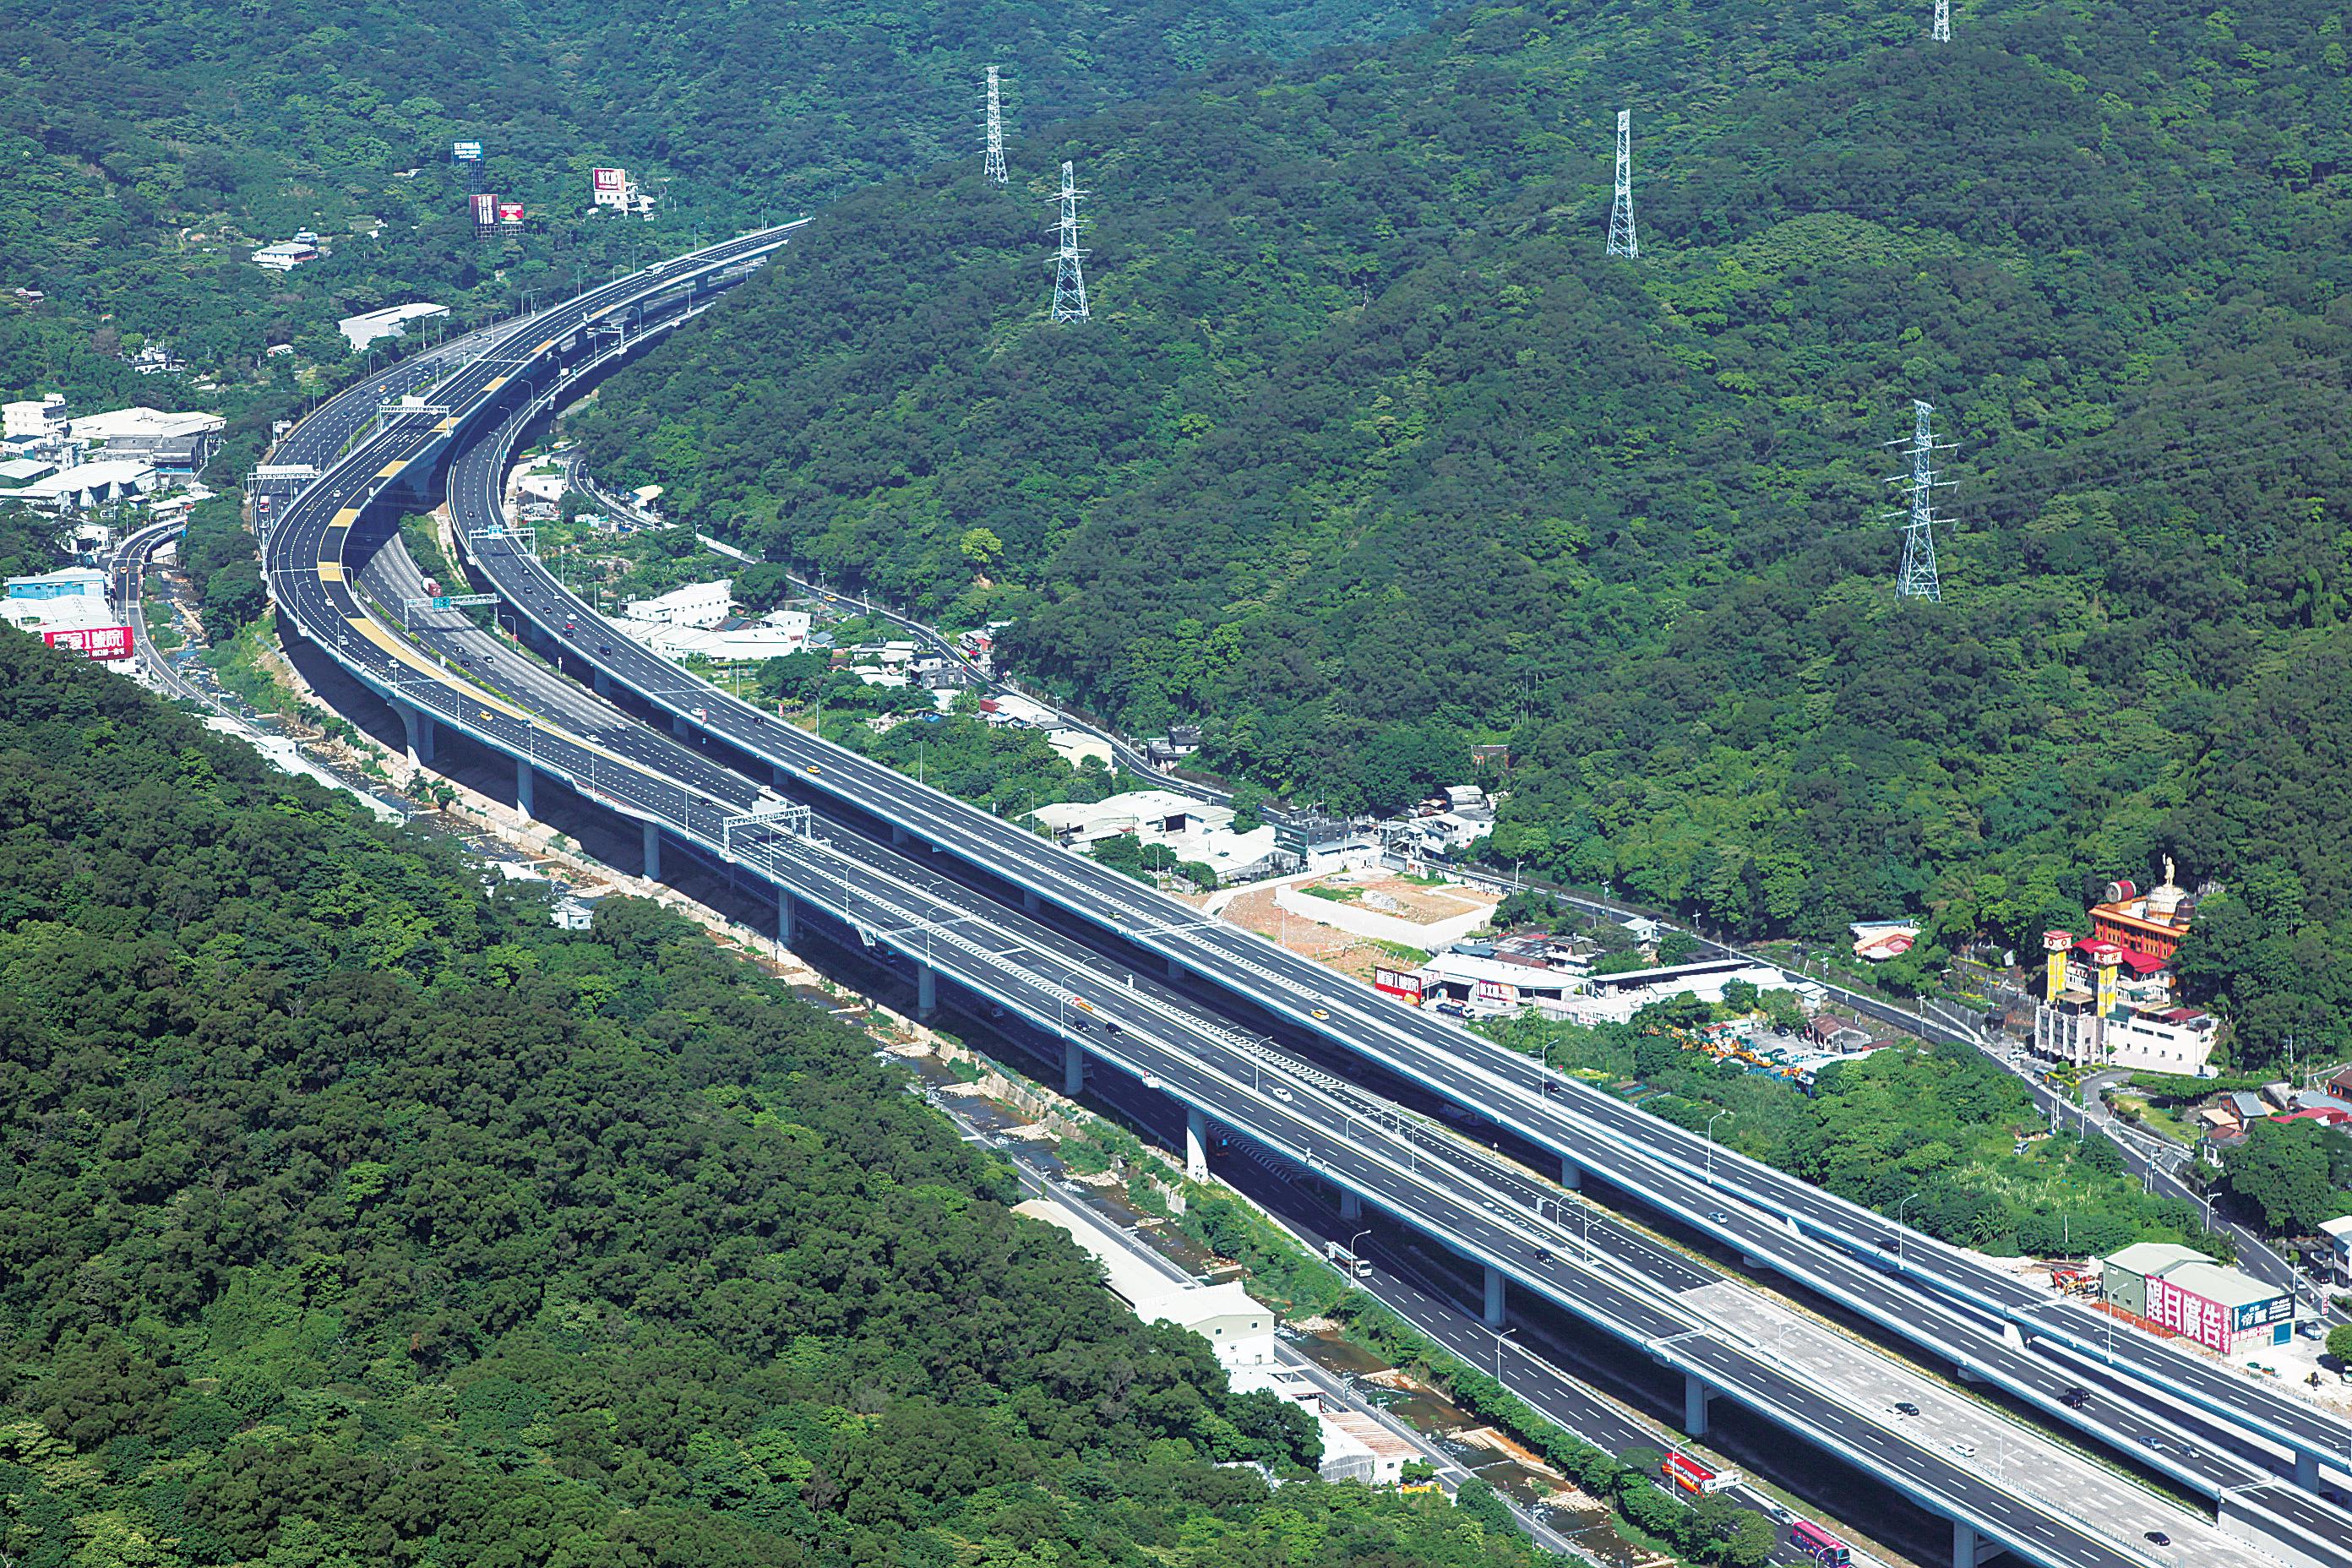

left=1706, top=1110, right=1734, bottom=1184
left=1493, top=1326, right=1516, bottom=1381
left=1895, top=1190, right=1922, bottom=1267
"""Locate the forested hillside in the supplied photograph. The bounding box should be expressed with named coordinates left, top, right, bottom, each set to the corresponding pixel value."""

left=575, top=0, right=2352, bottom=1064
left=0, top=629, right=1546, bottom=1568
left=2, top=0, right=1439, bottom=401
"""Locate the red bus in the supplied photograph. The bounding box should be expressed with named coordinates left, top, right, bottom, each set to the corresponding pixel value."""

left=1790, top=1520, right=1851, bottom=1566
left=1661, top=1453, right=1734, bottom=1494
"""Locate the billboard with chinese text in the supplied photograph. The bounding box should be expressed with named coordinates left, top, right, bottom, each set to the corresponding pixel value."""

left=45, top=625, right=133, bottom=661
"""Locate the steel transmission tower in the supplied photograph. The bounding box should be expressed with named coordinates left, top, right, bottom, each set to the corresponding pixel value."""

left=983, top=67, right=1009, bottom=185
left=1606, top=109, right=1638, bottom=259
left=1883, top=400, right=1955, bottom=602
left=1050, top=160, right=1091, bottom=322
left=1933, top=0, right=1951, bottom=41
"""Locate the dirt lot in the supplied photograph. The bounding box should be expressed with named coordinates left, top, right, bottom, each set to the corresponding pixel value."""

left=1218, top=881, right=1373, bottom=969
left=1210, top=871, right=1499, bottom=983
left=1315, top=872, right=1500, bottom=926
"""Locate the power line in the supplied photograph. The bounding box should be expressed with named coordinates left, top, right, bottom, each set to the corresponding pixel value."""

left=1050, top=160, right=1091, bottom=322
left=1933, top=0, right=1951, bottom=42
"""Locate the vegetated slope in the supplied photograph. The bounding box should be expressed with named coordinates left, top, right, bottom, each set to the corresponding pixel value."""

left=574, top=0, right=2352, bottom=1061
left=0, top=0, right=1442, bottom=395
left=0, top=629, right=1554, bottom=1568
left=1492, top=1010, right=2215, bottom=1259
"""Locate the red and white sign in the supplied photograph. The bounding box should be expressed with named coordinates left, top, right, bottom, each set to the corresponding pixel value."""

left=2147, top=1274, right=2231, bottom=1353
left=591, top=167, right=630, bottom=208
left=1374, top=965, right=1424, bottom=1004
left=46, top=625, right=133, bottom=661
left=497, top=201, right=525, bottom=226
left=471, top=193, right=498, bottom=226
left=1472, top=978, right=1521, bottom=1008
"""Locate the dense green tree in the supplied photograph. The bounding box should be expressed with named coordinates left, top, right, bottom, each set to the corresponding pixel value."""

left=732, top=563, right=794, bottom=614
left=2226, top=1120, right=2352, bottom=1235
left=0, top=628, right=1549, bottom=1568
left=574, top=0, right=2352, bottom=1070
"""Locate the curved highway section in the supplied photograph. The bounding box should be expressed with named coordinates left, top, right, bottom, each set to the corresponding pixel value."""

left=476, top=482, right=2352, bottom=1507
left=259, top=231, right=2351, bottom=1568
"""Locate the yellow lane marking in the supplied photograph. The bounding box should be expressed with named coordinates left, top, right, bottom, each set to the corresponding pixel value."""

left=330, top=507, right=361, bottom=528
left=434, top=417, right=458, bottom=433
left=377, top=460, right=407, bottom=479
left=316, top=563, right=345, bottom=583
left=337, top=586, right=660, bottom=785
left=486, top=375, right=508, bottom=392
left=535, top=338, right=555, bottom=354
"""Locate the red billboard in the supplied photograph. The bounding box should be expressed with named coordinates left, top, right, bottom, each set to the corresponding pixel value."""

left=591, top=167, right=627, bottom=193
left=497, top=201, right=525, bottom=226
left=46, top=625, right=133, bottom=661
left=471, top=193, right=498, bottom=226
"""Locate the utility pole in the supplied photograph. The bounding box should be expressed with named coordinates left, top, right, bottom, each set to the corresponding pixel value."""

left=1606, top=109, right=1638, bottom=259
left=983, top=67, right=1010, bottom=186
left=1050, top=161, right=1092, bottom=322
left=1882, top=399, right=1954, bottom=602
left=1933, top=0, right=1951, bottom=41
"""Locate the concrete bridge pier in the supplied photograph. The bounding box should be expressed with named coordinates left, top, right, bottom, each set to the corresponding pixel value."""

left=2297, top=1451, right=2321, bottom=1489
left=773, top=763, right=790, bottom=791
left=1021, top=887, right=1041, bottom=914
left=1340, top=1190, right=1363, bottom=1222
left=672, top=711, right=690, bottom=739
left=592, top=668, right=612, bottom=698
left=1062, top=1037, right=1084, bottom=1096
left=916, top=964, right=937, bottom=1018
left=777, top=889, right=797, bottom=948
left=1951, top=1519, right=2002, bottom=1568
left=1482, top=1266, right=1505, bottom=1329
left=1560, top=1156, right=1582, bottom=1190
left=892, top=823, right=912, bottom=848
left=642, top=822, right=662, bottom=882
left=1684, top=1374, right=1712, bottom=1437
left=515, top=759, right=534, bottom=823
left=394, top=700, right=435, bottom=766
left=1185, top=1108, right=1209, bottom=1182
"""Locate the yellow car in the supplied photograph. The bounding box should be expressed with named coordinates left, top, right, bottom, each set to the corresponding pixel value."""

left=806, top=764, right=822, bottom=775
left=1310, top=1008, right=1330, bottom=1020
